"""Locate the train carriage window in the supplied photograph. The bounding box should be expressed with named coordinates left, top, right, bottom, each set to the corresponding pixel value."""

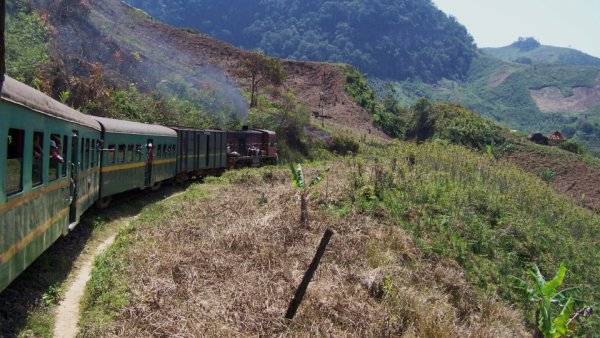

left=128, top=145, right=134, bottom=162
left=136, top=144, right=142, bottom=161
left=49, top=133, right=62, bottom=181
left=32, top=131, right=43, bottom=187
left=84, top=138, right=90, bottom=169
left=80, top=138, right=84, bottom=170
left=6, top=128, right=24, bottom=195
left=108, top=145, right=116, bottom=163
left=166, top=145, right=171, bottom=157
left=90, top=139, right=96, bottom=168
left=62, top=136, right=68, bottom=176
left=157, top=145, right=162, bottom=159
left=118, top=145, right=126, bottom=163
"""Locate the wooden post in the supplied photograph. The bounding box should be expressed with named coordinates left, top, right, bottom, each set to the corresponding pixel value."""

left=285, top=229, right=334, bottom=319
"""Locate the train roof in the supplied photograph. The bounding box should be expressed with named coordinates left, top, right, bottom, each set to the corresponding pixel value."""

left=0, top=75, right=101, bottom=131
left=91, top=116, right=177, bottom=137
left=170, top=126, right=225, bottom=133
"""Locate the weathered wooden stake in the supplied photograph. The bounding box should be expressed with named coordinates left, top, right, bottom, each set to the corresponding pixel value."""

left=285, top=228, right=334, bottom=319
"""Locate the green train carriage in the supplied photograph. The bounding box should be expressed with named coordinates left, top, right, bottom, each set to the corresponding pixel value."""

left=1, top=76, right=102, bottom=292
left=173, top=127, right=227, bottom=177
left=91, top=116, right=178, bottom=205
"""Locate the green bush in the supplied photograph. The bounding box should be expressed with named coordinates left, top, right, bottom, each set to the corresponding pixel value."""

left=558, top=140, right=586, bottom=155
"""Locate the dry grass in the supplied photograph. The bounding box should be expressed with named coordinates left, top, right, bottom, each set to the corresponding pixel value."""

left=81, top=165, right=528, bottom=337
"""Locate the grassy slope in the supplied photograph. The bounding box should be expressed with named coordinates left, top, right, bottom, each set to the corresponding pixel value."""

left=79, top=139, right=600, bottom=335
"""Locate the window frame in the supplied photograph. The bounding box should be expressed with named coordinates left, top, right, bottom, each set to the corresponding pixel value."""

left=32, top=131, right=44, bottom=188
left=6, top=128, right=25, bottom=197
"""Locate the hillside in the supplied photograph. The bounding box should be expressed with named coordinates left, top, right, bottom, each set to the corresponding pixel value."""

left=483, top=37, right=600, bottom=67
left=383, top=53, right=600, bottom=156
left=123, top=0, right=477, bottom=82
left=77, top=140, right=600, bottom=336
left=25, top=0, right=385, bottom=139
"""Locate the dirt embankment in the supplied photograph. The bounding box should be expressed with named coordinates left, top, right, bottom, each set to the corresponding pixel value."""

left=31, top=0, right=386, bottom=138
left=505, top=150, right=600, bottom=210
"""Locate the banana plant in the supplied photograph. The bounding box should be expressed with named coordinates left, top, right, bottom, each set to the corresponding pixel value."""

left=512, top=263, right=587, bottom=337
left=290, top=163, right=330, bottom=227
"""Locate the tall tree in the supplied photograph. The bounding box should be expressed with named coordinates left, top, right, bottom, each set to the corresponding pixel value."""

left=236, top=51, right=286, bottom=107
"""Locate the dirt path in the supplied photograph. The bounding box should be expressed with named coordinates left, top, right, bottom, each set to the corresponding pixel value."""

left=52, top=233, right=118, bottom=338
left=53, top=191, right=185, bottom=338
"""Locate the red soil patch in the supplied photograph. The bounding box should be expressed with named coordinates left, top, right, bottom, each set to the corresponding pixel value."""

left=505, top=150, right=600, bottom=210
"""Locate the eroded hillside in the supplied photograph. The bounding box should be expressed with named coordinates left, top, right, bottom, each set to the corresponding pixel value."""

left=29, top=0, right=386, bottom=137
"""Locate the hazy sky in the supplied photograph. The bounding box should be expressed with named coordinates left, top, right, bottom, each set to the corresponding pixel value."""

left=432, top=0, right=600, bottom=58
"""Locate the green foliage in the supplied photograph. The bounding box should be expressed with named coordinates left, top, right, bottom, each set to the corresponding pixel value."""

left=558, top=140, right=586, bottom=155
left=125, top=0, right=477, bottom=81
left=540, top=168, right=556, bottom=183
left=235, top=51, right=287, bottom=107
left=385, top=53, right=600, bottom=156
left=406, top=100, right=508, bottom=150
left=289, top=163, right=330, bottom=191
left=58, top=90, right=71, bottom=105
left=343, top=142, right=600, bottom=335
left=247, top=91, right=311, bottom=160
left=289, top=162, right=330, bottom=226
left=343, top=68, right=410, bottom=139
left=42, top=283, right=63, bottom=306
left=5, top=0, right=51, bottom=85
left=512, top=263, right=586, bottom=337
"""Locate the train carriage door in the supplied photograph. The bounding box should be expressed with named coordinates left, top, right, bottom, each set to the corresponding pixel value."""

left=68, top=131, right=79, bottom=225
left=144, top=139, right=154, bottom=187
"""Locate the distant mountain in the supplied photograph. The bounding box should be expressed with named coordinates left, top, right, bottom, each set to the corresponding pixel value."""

left=124, top=0, right=477, bottom=82
left=483, top=37, right=600, bottom=67
left=381, top=53, right=600, bottom=156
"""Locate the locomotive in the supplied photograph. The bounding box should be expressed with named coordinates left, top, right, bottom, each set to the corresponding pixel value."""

left=0, top=75, right=277, bottom=293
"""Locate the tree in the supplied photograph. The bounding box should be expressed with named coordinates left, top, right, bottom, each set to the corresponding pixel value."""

left=289, top=163, right=330, bottom=227
left=236, top=51, right=287, bottom=107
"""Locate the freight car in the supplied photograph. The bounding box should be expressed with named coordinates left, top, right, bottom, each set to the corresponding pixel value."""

left=0, top=76, right=278, bottom=293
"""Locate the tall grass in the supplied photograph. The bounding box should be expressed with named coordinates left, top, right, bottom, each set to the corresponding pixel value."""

left=342, top=140, right=600, bottom=334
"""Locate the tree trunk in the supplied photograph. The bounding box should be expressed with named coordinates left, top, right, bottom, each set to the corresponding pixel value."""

left=300, top=194, right=308, bottom=227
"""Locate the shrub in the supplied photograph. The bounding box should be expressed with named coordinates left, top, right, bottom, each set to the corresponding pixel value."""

left=558, top=140, right=585, bottom=155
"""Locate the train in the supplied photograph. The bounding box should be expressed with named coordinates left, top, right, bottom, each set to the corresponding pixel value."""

left=0, top=75, right=278, bottom=293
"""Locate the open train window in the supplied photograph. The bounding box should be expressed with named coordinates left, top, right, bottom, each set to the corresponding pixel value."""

left=128, top=145, right=134, bottom=162
left=49, top=133, right=62, bottom=181
left=108, top=144, right=116, bottom=163
left=118, top=145, right=126, bottom=163
left=90, top=139, right=95, bottom=168
left=157, top=145, right=162, bottom=159
left=84, top=138, right=90, bottom=169
left=62, top=136, right=68, bottom=177
left=6, top=128, right=24, bottom=195
left=32, top=131, right=43, bottom=187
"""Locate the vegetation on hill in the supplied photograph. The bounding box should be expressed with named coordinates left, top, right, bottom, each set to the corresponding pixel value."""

left=124, top=0, right=477, bottom=82
left=376, top=53, right=600, bottom=157
left=5, top=0, right=51, bottom=85
left=483, top=37, right=600, bottom=67
left=77, top=140, right=600, bottom=335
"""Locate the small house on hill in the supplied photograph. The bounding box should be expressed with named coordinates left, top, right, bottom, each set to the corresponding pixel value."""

left=548, top=131, right=567, bottom=145
left=528, top=133, right=548, bottom=145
